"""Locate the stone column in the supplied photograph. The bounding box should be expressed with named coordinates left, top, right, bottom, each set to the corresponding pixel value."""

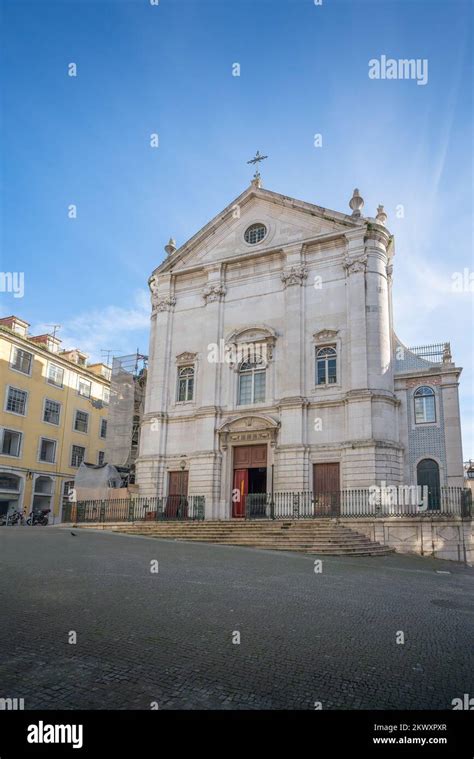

left=136, top=273, right=175, bottom=497
left=197, top=265, right=226, bottom=517
left=344, top=230, right=368, bottom=392
left=277, top=245, right=307, bottom=490
left=364, top=224, right=393, bottom=392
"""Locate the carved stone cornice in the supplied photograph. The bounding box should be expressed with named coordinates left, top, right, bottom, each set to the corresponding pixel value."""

left=202, top=283, right=226, bottom=304
left=218, top=414, right=280, bottom=450
left=314, top=329, right=339, bottom=342
left=281, top=264, right=308, bottom=287
left=176, top=352, right=197, bottom=365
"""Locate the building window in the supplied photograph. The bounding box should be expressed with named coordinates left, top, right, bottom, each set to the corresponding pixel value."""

left=39, top=437, right=57, bottom=463
left=74, top=410, right=89, bottom=433
left=97, top=451, right=105, bottom=465
left=100, top=419, right=107, bottom=438
left=316, top=346, right=337, bottom=385
left=77, top=378, right=91, bottom=398
left=103, top=387, right=110, bottom=405
left=47, top=363, right=64, bottom=388
left=244, top=223, right=267, bottom=245
left=71, top=445, right=85, bottom=467
left=62, top=480, right=75, bottom=507
left=32, top=475, right=54, bottom=517
left=238, top=358, right=266, bottom=405
left=414, top=386, right=436, bottom=424
left=6, top=387, right=28, bottom=416
left=11, top=346, right=33, bottom=375
left=1, top=429, right=22, bottom=457
left=177, top=366, right=194, bottom=402
left=43, top=398, right=61, bottom=425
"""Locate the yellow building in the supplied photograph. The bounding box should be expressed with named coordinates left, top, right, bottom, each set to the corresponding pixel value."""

left=0, top=315, right=111, bottom=523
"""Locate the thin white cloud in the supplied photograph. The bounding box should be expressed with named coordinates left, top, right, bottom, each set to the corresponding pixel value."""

left=31, top=289, right=150, bottom=363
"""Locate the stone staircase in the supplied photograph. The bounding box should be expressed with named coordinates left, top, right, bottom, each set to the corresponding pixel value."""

left=96, top=519, right=393, bottom=556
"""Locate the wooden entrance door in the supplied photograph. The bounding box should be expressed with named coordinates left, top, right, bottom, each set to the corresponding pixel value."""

left=232, top=469, right=248, bottom=518
left=166, top=470, right=189, bottom=518
left=232, top=445, right=267, bottom=518
left=313, top=463, right=340, bottom=516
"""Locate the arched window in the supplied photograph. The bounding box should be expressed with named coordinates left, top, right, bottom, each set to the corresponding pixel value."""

left=177, top=366, right=194, bottom=402
left=316, top=346, right=337, bottom=385
left=0, top=473, right=21, bottom=492
left=238, top=358, right=266, bottom=405
left=414, top=386, right=435, bottom=423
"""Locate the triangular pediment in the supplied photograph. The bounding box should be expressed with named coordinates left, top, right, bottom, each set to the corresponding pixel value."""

left=155, top=185, right=362, bottom=275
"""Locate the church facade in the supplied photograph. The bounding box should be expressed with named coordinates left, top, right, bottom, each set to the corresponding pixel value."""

left=135, top=180, right=464, bottom=518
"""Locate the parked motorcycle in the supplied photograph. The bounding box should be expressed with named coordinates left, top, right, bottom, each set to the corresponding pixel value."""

left=26, top=508, right=50, bottom=526
left=1, top=510, right=26, bottom=526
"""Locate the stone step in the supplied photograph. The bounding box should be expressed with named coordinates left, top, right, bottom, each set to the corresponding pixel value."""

left=99, top=520, right=392, bottom=556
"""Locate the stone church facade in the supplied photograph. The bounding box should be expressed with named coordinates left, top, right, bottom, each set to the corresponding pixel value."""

left=135, top=180, right=464, bottom=518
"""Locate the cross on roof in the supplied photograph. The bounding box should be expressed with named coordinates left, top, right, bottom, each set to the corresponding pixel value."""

left=247, top=150, right=268, bottom=180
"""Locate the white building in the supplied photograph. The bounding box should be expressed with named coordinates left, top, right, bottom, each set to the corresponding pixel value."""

left=136, top=179, right=464, bottom=518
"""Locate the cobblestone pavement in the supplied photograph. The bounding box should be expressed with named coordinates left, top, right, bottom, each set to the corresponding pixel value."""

left=0, top=527, right=473, bottom=710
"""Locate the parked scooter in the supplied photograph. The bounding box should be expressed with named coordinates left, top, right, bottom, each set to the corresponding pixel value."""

left=26, top=508, right=50, bottom=526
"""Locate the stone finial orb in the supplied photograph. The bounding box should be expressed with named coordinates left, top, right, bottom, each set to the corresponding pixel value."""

left=349, top=188, right=364, bottom=217
left=376, top=204, right=388, bottom=225
left=164, top=238, right=177, bottom=256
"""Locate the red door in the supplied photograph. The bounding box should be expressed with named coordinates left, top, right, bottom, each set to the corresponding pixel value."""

left=232, top=469, right=248, bottom=518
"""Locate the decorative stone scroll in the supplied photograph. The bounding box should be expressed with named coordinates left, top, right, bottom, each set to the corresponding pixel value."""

left=154, top=296, right=176, bottom=313
left=280, top=264, right=308, bottom=287
left=202, top=283, right=226, bottom=304
left=343, top=256, right=367, bottom=275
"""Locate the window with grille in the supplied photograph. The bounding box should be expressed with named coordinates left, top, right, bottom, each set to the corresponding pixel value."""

left=414, top=386, right=436, bottom=423
left=11, top=347, right=33, bottom=375
left=98, top=451, right=105, bottom=465
left=177, top=366, right=194, bottom=402
left=244, top=223, right=267, bottom=245
left=44, top=399, right=61, bottom=425
left=71, top=445, right=85, bottom=467
left=238, top=358, right=266, bottom=405
left=316, top=346, right=337, bottom=385
left=47, top=363, right=64, bottom=388
left=39, top=438, right=56, bottom=463
left=74, top=410, right=89, bottom=433
left=6, top=387, right=28, bottom=415
left=1, top=429, right=22, bottom=457
left=77, top=378, right=91, bottom=398
left=63, top=481, right=75, bottom=504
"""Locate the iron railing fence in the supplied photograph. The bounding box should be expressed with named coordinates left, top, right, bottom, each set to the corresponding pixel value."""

left=246, top=487, right=472, bottom=519
left=62, top=489, right=471, bottom=524
left=63, top=495, right=205, bottom=524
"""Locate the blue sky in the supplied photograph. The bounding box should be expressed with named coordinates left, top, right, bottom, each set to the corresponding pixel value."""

left=1, top=0, right=473, bottom=454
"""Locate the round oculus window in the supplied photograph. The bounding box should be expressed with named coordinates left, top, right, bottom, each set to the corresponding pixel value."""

left=244, top=223, right=267, bottom=245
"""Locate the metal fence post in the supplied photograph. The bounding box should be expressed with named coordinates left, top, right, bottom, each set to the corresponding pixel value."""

left=128, top=499, right=134, bottom=522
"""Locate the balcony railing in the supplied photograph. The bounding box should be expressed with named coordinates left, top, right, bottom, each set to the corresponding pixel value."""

left=63, top=495, right=205, bottom=524
left=407, top=342, right=451, bottom=363
left=246, top=488, right=472, bottom=519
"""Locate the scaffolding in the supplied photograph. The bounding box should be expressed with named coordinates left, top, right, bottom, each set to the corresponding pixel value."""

left=105, top=353, right=147, bottom=471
